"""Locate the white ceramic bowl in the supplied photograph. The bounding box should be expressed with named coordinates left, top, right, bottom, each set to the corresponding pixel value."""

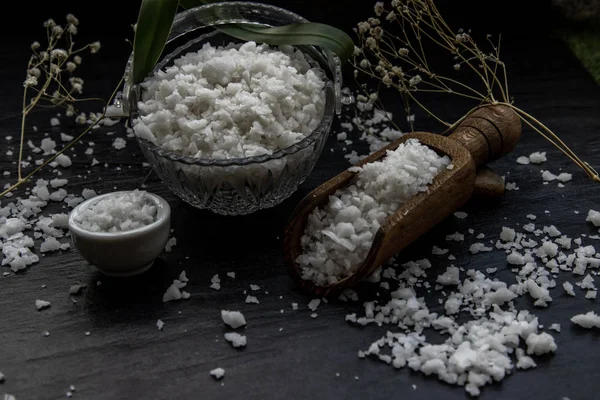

left=68, top=191, right=171, bottom=277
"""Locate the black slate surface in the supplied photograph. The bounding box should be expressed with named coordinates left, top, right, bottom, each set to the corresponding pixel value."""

left=1, top=1, right=600, bottom=399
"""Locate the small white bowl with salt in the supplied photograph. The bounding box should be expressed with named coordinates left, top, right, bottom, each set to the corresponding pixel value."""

left=68, top=189, right=171, bottom=277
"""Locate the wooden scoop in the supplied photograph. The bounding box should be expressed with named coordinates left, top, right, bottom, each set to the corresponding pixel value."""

left=283, top=104, right=521, bottom=297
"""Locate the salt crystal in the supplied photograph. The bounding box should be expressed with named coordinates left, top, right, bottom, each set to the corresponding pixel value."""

left=210, top=368, right=225, bottom=380
left=165, top=237, right=177, bottom=253
left=529, top=151, right=547, bottom=164
left=224, top=332, right=247, bottom=348
left=221, top=310, right=246, bottom=329
left=35, top=299, right=51, bottom=310
left=112, top=137, right=126, bottom=150
left=157, top=319, right=164, bottom=330
left=454, top=211, right=468, bottom=219
left=586, top=210, right=600, bottom=227
left=516, top=156, right=530, bottom=165
left=245, top=295, right=259, bottom=304
left=571, top=311, right=600, bottom=328
left=308, top=298, right=321, bottom=311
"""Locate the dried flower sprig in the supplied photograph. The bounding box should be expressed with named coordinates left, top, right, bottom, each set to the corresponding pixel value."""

left=1, top=15, right=122, bottom=198
left=353, top=0, right=599, bottom=182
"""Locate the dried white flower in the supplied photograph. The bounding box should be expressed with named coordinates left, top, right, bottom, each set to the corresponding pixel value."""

left=409, top=74, right=422, bottom=87
left=24, top=75, right=38, bottom=87
left=370, top=26, right=383, bottom=40
left=386, top=11, right=396, bottom=21
left=51, top=49, right=68, bottom=59
left=391, top=0, right=400, bottom=7
left=43, top=18, right=56, bottom=28
left=50, top=63, right=61, bottom=74
left=398, top=48, right=409, bottom=56
left=66, top=13, right=79, bottom=26
left=75, top=112, right=87, bottom=125
left=66, top=62, right=77, bottom=73
left=366, top=37, right=377, bottom=50
left=374, top=2, right=385, bottom=16
left=73, top=55, right=82, bottom=65
left=382, top=74, right=392, bottom=87
left=66, top=104, right=75, bottom=117
left=67, top=24, right=78, bottom=35
left=28, top=67, right=41, bottom=78
left=358, top=22, right=370, bottom=34
left=453, top=63, right=461, bottom=71
left=359, top=59, right=371, bottom=68
left=353, top=46, right=362, bottom=56
left=31, top=41, right=41, bottom=51
left=52, top=25, right=64, bottom=37
left=90, top=41, right=101, bottom=54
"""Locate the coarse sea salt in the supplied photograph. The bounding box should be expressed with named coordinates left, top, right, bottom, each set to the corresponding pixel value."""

left=210, top=368, right=225, bottom=380
left=224, top=332, right=247, bottom=348
left=221, top=310, right=246, bottom=329
left=297, top=139, right=450, bottom=285
left=133, top=41, right=325, bottom=160
left=73, top=190, right=156, bottom=233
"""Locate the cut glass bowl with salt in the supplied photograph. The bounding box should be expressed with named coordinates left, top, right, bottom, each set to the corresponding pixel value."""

left=122, top=2, right=341, bottom=216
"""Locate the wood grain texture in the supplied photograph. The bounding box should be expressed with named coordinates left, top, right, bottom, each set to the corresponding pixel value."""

left=1, top=2, right=600, bottom=400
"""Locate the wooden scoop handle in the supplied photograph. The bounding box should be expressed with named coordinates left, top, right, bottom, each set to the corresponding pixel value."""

left=448, top=104, right=521, bottom=168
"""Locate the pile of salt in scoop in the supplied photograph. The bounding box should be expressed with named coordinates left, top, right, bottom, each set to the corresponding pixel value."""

left=297, top=139, right=451, bottom=285
left=133, top=41, right=326, bottom=159
left=73, top=190, right=157, bottom=233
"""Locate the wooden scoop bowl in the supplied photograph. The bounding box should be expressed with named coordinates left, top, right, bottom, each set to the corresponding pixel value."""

left=283, top=104, right=521, bottom=297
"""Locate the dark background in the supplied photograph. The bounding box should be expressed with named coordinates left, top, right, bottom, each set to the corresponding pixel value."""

left=2, top=1, right=600, bottom=400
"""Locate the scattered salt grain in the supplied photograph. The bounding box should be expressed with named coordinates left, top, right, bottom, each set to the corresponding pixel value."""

left=245, top=295, right=259, bottom=304
left=164, top=237, right=177, bottom=253
left=505, top=182, right=519, bottom=191
left=432, top=246, right=448, bottom=255
left=157, top=319, right=164, bottom=330
left=35, top=299, right=51, bottom=310
left=210, top=368, right=225, bottom=380
left=221, top=310, right=246, bottom=329
left=224, top=332, right=247, bottom=348
left=69, top=284, right=86, bottom=295
left=308, top=298, right=321, bottom=311
left=571, top=311, right=600, bottom=328
left=516, top=156, right=530, bottom=165
left=585, top=290, right=597, bottom=299
left=50, top=117, right=60, bottom=126
left=454, top=211, right=468, bottom=219
left=586, top=209, right=600, bottom=227
left=529, top=151, right=547, bottom=164
left=250, top=284, right=260, bottom=291
left=446, top=232, right=464, bottom=241
left=60, top=132, right=73, bottom=142
left=563, top=281, right=576, bottom=296
left=112, top=137, right=126, bottom=150
left=549, top=323, right=561, bottom=332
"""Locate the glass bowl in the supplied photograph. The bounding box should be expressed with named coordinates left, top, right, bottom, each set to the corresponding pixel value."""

left=122, top=2, right=341, bottom=216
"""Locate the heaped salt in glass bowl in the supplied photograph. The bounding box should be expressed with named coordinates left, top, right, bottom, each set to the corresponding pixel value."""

left=122, top=2, right=341, bottom=216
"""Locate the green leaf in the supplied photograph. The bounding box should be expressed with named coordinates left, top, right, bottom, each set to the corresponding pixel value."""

left=132, top=0, right=180, bottom=84
left=178, top=0, right=354, bottom=64
left=216, top=23, right=354, bottom=64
